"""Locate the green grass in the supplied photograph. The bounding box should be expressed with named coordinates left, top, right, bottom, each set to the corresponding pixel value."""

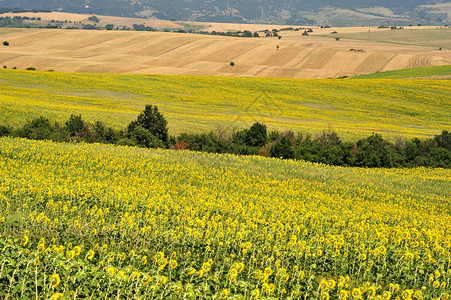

left=353, top=65, right=451, bottom=79
left=323, top=28, right=451, bottom=49
left=0, top=69, right=450, bottom=140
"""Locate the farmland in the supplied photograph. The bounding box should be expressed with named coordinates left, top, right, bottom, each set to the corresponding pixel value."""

left=0, top=136, right=450, bottom=299
left=1, top=69, right=450, bottom=140
left=353, top=65, right=451, bottom=79
left=0, top=27, right=449, bottom=78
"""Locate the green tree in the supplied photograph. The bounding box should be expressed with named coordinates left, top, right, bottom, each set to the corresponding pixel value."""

left=270, top=136, right=294, bottom=159
left=18, top=116, right=56, bottom=140
left=246, top=122, right=267, bottom=147
left=128, top=105, right=169, bottom=145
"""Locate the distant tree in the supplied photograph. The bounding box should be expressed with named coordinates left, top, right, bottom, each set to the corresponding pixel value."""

left=253, top=31, right=259, bottom=37
left=105, top=24, right=114, bottom=30
left=88, top=15, right=100, bottom=23
left=3, top=41, right=9, bottom=46
left=65, top=114, right=87, bottom=138
left=335, top=37, right=340, bottom=41
left=130, top=125, right=165, bottom=148
left=129, top=105, right=169, bottom=144
left=246, top=122, right=268, bottom=147
left=230, top=61, right=235, bottom=66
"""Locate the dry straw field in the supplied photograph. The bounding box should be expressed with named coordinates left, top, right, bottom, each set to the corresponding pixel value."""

left=0, top=21, right=449, bottom=78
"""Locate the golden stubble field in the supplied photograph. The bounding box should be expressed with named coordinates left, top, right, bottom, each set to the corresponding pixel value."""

left=0, top=12, right=450, bottom=78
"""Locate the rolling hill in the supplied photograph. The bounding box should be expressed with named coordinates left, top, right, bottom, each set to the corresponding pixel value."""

left=0, top=26, right=449, bottom=78
left=0, top=0, right=450, bottom=26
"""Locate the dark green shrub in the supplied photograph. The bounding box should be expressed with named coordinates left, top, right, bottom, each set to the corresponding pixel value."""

left=246, top=122, right=267, bottom=147
left=131, top=105, right=169, bottom=145
left=17, top=116, right=56, bottom=140
left=355, top=134, right=393, bottom=168
left=130, top=125, right=164, bottom=148
left=270, top=136, right=294, bottom=159
left=0, top=125, right=13, bottom=137
left=65, top=114, right=87, bottom=138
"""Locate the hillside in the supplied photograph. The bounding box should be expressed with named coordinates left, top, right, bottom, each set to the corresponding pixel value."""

left=353, top=65, right=451, bottom=78
left=0, top=0, right=450, bottom=26
left=0, top=27, right=449, bottom=79
left=1, top=69, right=449, bottom=140
left=0, top=136, right=450, bottom=298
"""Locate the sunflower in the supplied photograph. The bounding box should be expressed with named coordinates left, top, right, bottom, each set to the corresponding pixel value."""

left=250, top=289, right=260, bottom=299
left=49, top=274, right=61, bottom=288
left=321, top=292, right=330, bottom=300
left=339, top=290, right=349, bottom=300
left=23, top=235, right=29, bottom=246
left=220, top=288, right=229, bottom=299
left=352, top=288, right=362, bottom=299
left=87, top=249, right=95, bottom=260
left=169, top=259, right=178, bottom=269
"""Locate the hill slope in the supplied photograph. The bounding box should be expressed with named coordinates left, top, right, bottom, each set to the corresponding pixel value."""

left=0, top=0, right=449, bottom=25
left=0, top=136, right=450, bottom=298
left=1, top=69, right=449, bottom=140
left=0, top=27, right=449, bottom=79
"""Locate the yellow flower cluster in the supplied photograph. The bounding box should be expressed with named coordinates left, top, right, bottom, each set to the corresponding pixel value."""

left=0, top=137, right=449, bottom=298
left=0, top=69, right=449, bottom=140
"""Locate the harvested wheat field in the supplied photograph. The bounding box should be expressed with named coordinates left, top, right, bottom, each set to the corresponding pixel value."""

left=0, top=26, right=449, bottom=78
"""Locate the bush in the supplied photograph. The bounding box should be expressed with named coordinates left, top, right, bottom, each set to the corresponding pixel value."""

left=0, top=125, right=13, bottom=137
left=65, top=114, right=87, bottom=139
left=130, top=125, right=164, bottom=148
left=246, top=122, right=267, bottom=147
left=3, top=41, right=9, bottom=46
left=270, top=136, right=294, bottom=159
left=355, top=134, right=393, bottom=168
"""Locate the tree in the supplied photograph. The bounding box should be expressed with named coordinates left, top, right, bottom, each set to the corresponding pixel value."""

left=246, top=122, right=267, bottom=147
left=3, top=41, right=9, bottom=46
left=65, top=114, right=88, bottom=139
left=130, top=125, right=164, bottom=148
left=130, top=105, right=169, bottom=144
left=18, top=116, right=55, bottom=140
left=270, top=136, right=294, bottom=159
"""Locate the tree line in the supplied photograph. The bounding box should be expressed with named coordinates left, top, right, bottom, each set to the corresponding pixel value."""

left=0, top=105, right=449, bottom=168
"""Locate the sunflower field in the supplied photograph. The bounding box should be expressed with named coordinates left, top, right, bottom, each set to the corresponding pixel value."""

left=0, top=136, right=450, bottom=299
left=1, top=69, right=449, bottom=140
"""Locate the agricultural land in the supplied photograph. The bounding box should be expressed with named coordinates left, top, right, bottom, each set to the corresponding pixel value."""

left=0, top=15, right=450, bottom=300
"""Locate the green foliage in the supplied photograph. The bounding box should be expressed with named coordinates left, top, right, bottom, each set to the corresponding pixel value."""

left=65, top=114, right=86, bottom=138
left=133, top=105, right=169, bottom=144
left=88, top=15, right=100, bottom=23
left=130, top=125, right=165, bottom=148
left=246, top=122, right=267, bottom=147
left=16, top=116, right=56, bottom=140
left=0, top=124, right=13, bottom=137
left=355, top=134, right=393, bottom=168
left=270, top=135, right=294, bottom=159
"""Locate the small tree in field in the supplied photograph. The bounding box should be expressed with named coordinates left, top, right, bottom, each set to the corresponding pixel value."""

left=3, top=41, right=9, bottom=46
left=128, top=105, right=169, bottom=145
